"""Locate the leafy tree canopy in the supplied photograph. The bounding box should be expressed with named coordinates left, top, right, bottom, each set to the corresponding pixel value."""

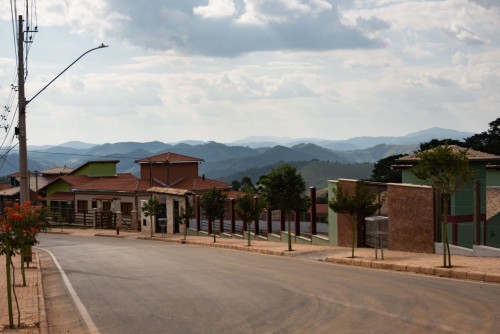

left=259, top=164, right=310, bottom=214
left=464, top=117, right=500, bottom=155
left=411, top=145, right=474, bottom=197
left=419, top=138, right=465, bottom=151
left=370, top=154, right=405, bottom=183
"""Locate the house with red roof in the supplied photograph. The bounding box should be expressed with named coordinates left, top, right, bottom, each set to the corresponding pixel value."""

left=135, top=152, right=232, bottom=234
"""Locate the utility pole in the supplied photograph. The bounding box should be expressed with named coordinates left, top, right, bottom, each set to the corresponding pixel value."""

left=18, top=15, right=30, bottom=204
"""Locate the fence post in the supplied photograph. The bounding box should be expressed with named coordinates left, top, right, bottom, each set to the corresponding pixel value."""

left=131, top=209, right=138, bottom=230
left=310, top=187, right=317, bottom=240
left=230, top=198, right=235, bottom=234
left=116, top=211, right=123, bottom=232
left=266, top=207, right=272, bottom=235
left=280, top=209, right=285, bottom=231
left=253, top=196, right=259, bottom=236
left=92, top=208, right=97, bottom=228
left=195, top=195, right=201, bottom=232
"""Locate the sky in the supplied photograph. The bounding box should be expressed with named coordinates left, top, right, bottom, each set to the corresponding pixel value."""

left=0, top=0, right=499, bottom=146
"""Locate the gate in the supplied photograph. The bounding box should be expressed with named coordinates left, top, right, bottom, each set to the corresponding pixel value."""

left=96, top=212, right=116, bottom=229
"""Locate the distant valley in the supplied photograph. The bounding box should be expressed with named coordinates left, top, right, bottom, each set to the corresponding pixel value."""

left=0, top=127, right=472, bottom=190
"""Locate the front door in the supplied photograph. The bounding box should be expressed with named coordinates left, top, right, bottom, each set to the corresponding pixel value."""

left=155, top=203, right=167, bottom=233
left=174, top=201, right=180, bottom=234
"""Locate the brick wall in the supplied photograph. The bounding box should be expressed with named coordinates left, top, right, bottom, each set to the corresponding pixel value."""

left=387, top=183, right=435, bottom=253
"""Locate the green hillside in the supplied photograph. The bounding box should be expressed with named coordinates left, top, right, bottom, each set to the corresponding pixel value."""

left=220, top=160, right=373, bottom=190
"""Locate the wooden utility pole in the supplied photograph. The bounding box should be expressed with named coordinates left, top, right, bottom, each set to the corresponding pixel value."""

left=18, top=15, right=30, bottom=203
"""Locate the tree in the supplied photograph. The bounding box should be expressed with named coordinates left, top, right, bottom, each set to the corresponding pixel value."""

left=329, top=182, right=382, bottom=258
left=371, top=154, right=405, bottom=183
left=234, top=188, right=266, bottom=246
left=419, top=139, right=465, bottom=152
left=240, top=176, right=255, bottom=192
left=142, top=198, right=163, bottom=238
left=465, top=117, right=500, bottom=155
left=1, top=201, right=42, bottom=329
left=200, top=188, right=227, bottom=243
left=259, top=164, right=310, bottom=251
left=411, top=144, right=474, bottom=268
left=176, top=202, right=194, bottom=241
left=231, top=180, right=241, bottom=191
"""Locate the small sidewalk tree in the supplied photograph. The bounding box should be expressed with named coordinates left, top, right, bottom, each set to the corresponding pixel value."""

left=200, top=188, right=227, bottom=243
left=177, top=202, right=194, bottom=241
left=260, top=164, right=310, bottom=252
left=1, top=201, right=42, bottom=329
left=411, top=144, right=474, bottom=268
left=235, top=188, right=265, bottom=246
left=142, top=198, right=163, bottom=238
left=329, top=182, right=382, bottom=258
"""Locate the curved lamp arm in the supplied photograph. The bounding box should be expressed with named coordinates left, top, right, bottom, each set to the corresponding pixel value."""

left=27, top=44, right=108, bottom=105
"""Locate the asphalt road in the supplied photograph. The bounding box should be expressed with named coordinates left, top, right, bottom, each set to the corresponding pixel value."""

left=37, top=234, right=500, bottom=334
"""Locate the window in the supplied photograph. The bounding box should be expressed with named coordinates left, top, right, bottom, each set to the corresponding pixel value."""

left=121, top=202, right=133, bottom=215
left=77, top=200, right=88, bottom=213
left=102, top=201, right=111, bottom=212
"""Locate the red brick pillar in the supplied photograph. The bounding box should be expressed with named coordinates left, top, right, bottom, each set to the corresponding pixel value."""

left=294, top=211, right=300, bottom=237
left=230, top=198, right=235, bottom=234
left=195, top=195, right=200, bottom=232
left=254, top=196, right=259, bottom=236
left=280, top=209, right=285, bottom=231
left=267, top=207, right=272, bottom=234
left=310, top=187, right=317, bottom=236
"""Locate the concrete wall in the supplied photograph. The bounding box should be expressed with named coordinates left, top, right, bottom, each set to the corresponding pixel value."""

left=387, top=183, right=435, bottom=253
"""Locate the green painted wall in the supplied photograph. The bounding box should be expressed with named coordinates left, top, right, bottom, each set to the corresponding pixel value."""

left=487, top=169, right=500, bottom=187
left=46, top=180, right=71, bottom=197
left=487, top=214, right=500, bottom=248
left=74, top=162, right=117, bottom=177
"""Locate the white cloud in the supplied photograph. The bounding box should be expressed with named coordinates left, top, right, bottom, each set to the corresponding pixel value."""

left=444, top=22, right=487, bottom=45
left=1, top=0, right=500, bottom=145
left=403, top=46, right=433, bottom=59
left=193, top=0, right=237, bottom=19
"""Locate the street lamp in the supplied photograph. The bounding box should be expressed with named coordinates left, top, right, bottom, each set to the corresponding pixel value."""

left=17, top=16, right=108, bottom=203
left=27, top=44, right=109, bottom=105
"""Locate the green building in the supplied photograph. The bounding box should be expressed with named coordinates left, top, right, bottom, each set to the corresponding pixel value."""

left=396, top=146, right=500, bottom=249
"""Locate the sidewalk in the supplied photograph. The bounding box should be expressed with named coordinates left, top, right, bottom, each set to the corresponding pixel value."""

left=0, top=251, right=44, bottom=334
left=1, top=228, right=500, bottom=333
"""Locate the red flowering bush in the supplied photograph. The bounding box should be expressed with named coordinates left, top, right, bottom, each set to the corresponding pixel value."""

left=0, top=201, right=44, bottom=329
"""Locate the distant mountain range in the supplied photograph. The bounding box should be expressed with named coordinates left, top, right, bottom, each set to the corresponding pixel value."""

left=0, top=127, right=472, bottom=188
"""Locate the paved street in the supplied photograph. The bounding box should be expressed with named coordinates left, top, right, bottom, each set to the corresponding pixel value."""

left=36, top=233, right=500, bottom=334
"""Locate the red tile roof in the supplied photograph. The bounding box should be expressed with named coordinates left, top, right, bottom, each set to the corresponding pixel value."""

left=44, top=191, right=75, bottom=201
left=135, top=152, right=204, bottom=163
left=0, top=183, right=11, bottom=191
left=170, top=176, right=230, bottom=192
left=71, top=178, right=161, bottom=192
left=40, top=166, right=75, bottom=175
left=398, top=145, right=500, bottom=162
left=7, top=171, right=36, bottom=177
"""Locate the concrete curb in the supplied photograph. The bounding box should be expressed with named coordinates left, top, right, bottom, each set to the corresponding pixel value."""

left=324, top=256, right=500, bottom=283
left=35, top=250, right=48, bottom=334
left=139, top=236, right=500, bottom=284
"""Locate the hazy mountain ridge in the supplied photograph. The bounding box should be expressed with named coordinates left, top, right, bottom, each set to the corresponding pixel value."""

left=0, top=127, right=470, bottom=182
